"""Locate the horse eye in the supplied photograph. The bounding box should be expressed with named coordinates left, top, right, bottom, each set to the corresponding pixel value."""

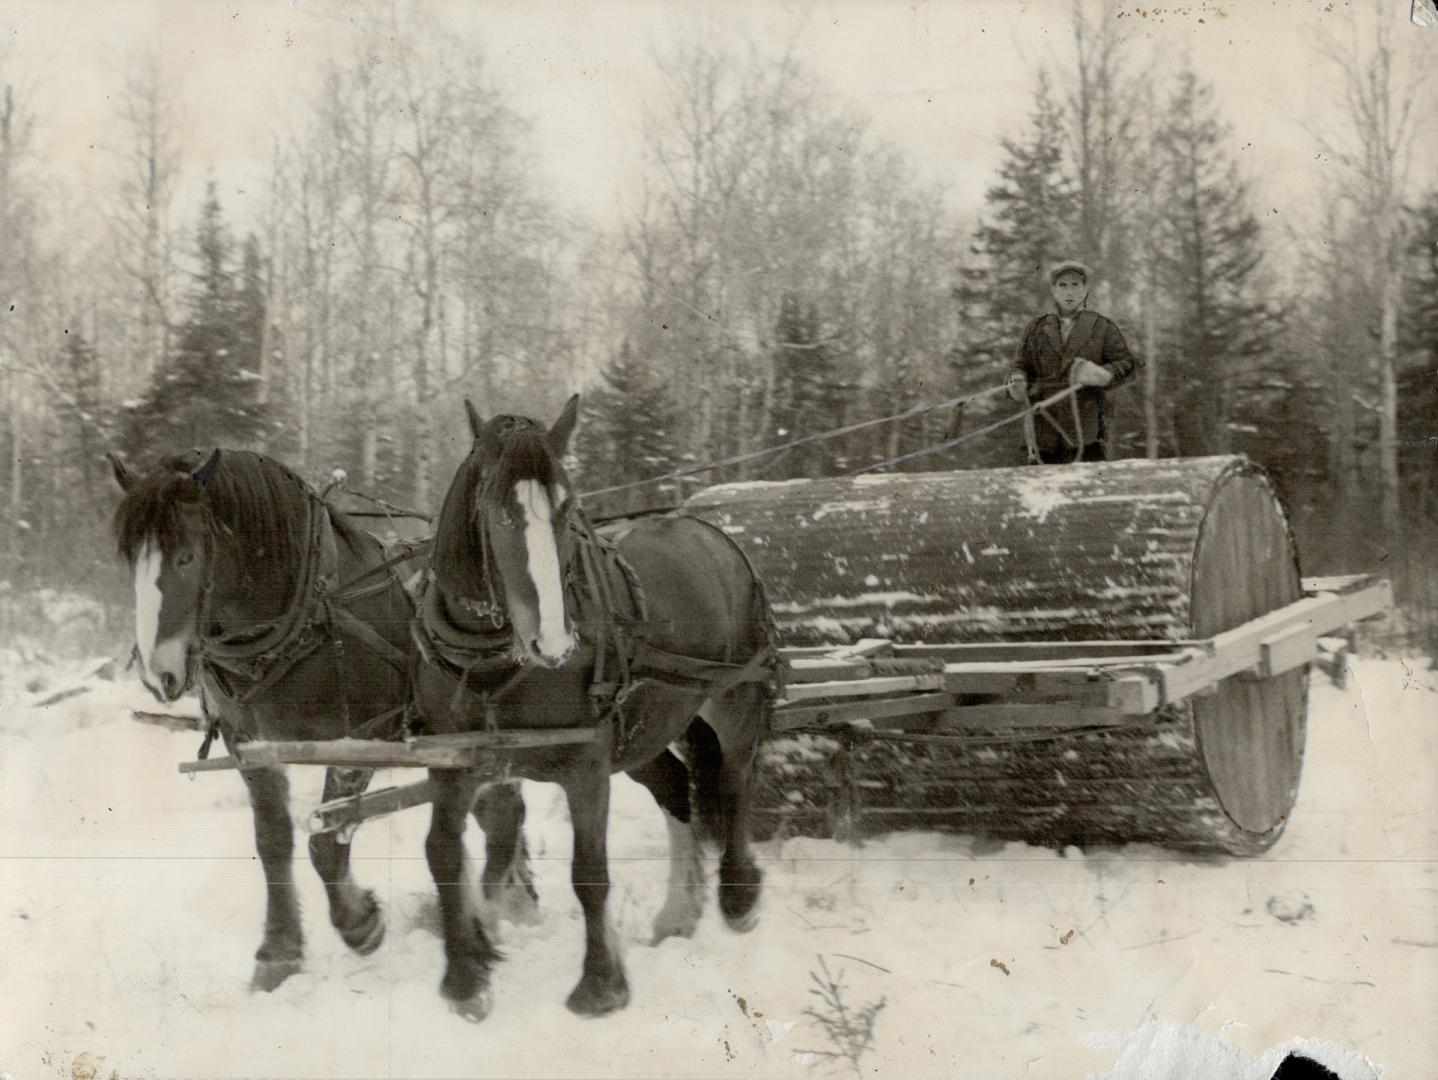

left=176, top=550, right=195, bottom=568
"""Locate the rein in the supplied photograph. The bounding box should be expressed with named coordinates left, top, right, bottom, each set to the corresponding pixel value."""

left=1022, top=365, right=1090, bottom=464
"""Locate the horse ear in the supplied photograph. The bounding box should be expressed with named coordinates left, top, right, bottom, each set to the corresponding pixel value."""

left=548, top=394, right=580, bottom=458
left=106, top=451, right=135, bottom=493
left=464, top=399, right=485, bottom=441
left=191, top=448, right=222, bottom=489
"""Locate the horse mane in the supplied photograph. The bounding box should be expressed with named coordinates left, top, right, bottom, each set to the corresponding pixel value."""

left=431, top=420, right=565, bottom=600
left=113, top=449, right=365, bottom=568
left=478, top=424, right=565, bottom=506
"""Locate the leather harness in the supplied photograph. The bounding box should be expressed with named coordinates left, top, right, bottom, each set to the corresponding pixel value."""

left=188, top=479, right=779, bottom=766
left=195, top=492, right=429, bottom=757
left=412, top=509, right=782, bottom=760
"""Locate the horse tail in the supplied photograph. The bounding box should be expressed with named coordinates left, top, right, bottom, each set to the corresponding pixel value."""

left=686, top=720, right=726, bottom=850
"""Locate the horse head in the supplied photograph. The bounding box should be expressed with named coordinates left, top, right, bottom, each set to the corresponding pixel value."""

left=110, top=446, right=315, bottom=702
left=439, top=395, right=581, bottom=669
left=108, top=448, right=221, bottom=702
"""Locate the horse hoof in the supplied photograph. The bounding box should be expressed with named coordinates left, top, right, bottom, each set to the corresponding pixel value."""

left=720, top=887, right=761, bottom=933
left=650, top=909, right=701, bottom=945
left=250, top=958, right=303, bottom=992
left=446, top=987, right=494, bottom=1024
left=722, top=905, right=760, bottom=934
left=341, top=910, right=386, bottom=956
left=649, top=924, right=698, bottom=946
left=565, top=974, right=630, bottom=1017
left=339, top=896, right=386, bottom=955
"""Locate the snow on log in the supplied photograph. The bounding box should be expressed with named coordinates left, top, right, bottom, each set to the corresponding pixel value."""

left=685, top=455, right=1306, bottom=855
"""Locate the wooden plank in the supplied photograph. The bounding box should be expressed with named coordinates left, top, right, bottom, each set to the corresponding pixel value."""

left=1313, top=637, right=1351, bottom=689
left=305, top=780, right=436, bottom=835
left=1259, top=623, right=1318, bottom=679
left=782, top=640, right=1196, bottom=664
left=785, top=658, right=879, bottom=683
left=1107, top=675, right=1162, bottom=714
left=936, top=665, right=1163, bottom=715
left=786, top=655, right=943, bottom=684
left=178, top=755, right=249, bottom=774
left=1161, top=579, right=1391, bottom=706
left=237, top=728, right=597, bottom=770
left=773, top=673, right=946, bottom=705
left=893, top=641, right=1196, bottom=663
left=779, top=645, right=845, bottom=659
left=1301, top=574, right=1373, bottom=595
left=933, top=704, right=1135, bottom=730
left=132, top=710, right=205, bottom=733
left=771, top=692, right=955, bottom=732
left=832, top=639, right=895, bottom=659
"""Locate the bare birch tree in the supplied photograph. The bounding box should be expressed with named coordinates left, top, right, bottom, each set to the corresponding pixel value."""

left=106, top=50, right=182, bottom=387
left=1310, top=5, right=1420, bottom=534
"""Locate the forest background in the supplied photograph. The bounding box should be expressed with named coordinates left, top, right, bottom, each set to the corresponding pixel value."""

left=1, top=0, right=1434, bottom=657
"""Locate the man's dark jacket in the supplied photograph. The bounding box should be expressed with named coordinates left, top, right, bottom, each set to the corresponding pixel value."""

left=1010, top=310, right=1141, bottom=455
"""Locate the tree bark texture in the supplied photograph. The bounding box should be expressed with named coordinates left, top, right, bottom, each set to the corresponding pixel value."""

left=685, top=455, right=1307, bottom=854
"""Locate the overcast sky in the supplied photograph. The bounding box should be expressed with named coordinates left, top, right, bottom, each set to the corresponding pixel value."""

left=4, top=0, right=1435, bottom=253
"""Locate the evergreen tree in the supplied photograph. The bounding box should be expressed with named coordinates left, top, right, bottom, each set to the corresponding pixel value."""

left=1154, top=68, right=1277, bottom=457
left=959, top=73, right=1077, bottom=371
left=56, top=330, right=110, bottom=493
left=234, top=233, right=268, bottom=378
left=1400, top=190, right=1438, bottom=373
left=34, top=329, right=117, bottom=588
left=1398, top=190, right=1438, bottom=503
left=579, top=340, right=677, bottom=514
left=771, top=292, right=842, bottom=478
left=951, top=73, right=1076, bottom=468
left=119, top=182, right=270, bottom=462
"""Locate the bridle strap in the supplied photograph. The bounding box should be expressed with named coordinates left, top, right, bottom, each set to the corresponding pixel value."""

left=194, top=488, right=419, bottom=741
left=201, top=493, right=329, bottom=666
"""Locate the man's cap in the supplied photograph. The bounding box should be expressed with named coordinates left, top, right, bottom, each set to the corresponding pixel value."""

left=1048, top=260, right=1092, bottom=285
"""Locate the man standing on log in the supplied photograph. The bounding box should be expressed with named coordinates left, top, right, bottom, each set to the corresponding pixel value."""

left=1007, top=260, right=1141, bottom=464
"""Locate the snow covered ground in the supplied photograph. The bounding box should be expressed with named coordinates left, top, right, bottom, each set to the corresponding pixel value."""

left=1, top=654, right=1433, bottom=1078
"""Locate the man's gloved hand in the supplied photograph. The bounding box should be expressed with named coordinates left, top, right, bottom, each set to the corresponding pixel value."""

left=1071, top=359, right=1114, bottom=387
left=1006, top=373, right=1029, bottom=403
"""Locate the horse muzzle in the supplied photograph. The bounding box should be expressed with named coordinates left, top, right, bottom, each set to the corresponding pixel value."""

left=142, top=636, right=198, bottom=703
left=516, top=626, right=579, bottom=670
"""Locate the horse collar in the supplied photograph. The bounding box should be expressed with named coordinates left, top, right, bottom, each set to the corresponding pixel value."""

left=199, top=491, right=335, bottom=668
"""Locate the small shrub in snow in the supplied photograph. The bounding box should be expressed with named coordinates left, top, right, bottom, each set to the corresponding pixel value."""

left=797, top=953, right=886, bottom=1077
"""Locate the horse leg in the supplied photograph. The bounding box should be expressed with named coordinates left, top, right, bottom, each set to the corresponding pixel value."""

left=308, top=767, right=384, bottom=955
left=425, top=768, right=502, bottom=1022
left=238, top=764, right=305, bottom=991
left=473, top=780, right=540, bottom=927
left=699, top=690, right=765, bottom=933
left=562, top=768, right=630, bottom=1016
left=627, top=749, right=706, bottom=944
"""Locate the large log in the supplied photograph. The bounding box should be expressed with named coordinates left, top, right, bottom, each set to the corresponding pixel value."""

left=685, top=455, right=1307, bottom=855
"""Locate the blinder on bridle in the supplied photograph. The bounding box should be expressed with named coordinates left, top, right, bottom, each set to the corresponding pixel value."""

left=172, top=455, right=229, bottom=679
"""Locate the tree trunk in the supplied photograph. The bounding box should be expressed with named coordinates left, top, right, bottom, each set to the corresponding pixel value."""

left=688, top=456, right=1307, bottom=855
left=1143, top=291, right=1159, bottom=459
left=7, top=387, right=22, bottom=568
left=1377, top=262, right=1400, bottom=534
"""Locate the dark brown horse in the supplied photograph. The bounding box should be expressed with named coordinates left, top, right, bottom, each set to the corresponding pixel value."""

left=414, top=396, right=774, bottom=1021
left=109, top=447, right=535, bottom=992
